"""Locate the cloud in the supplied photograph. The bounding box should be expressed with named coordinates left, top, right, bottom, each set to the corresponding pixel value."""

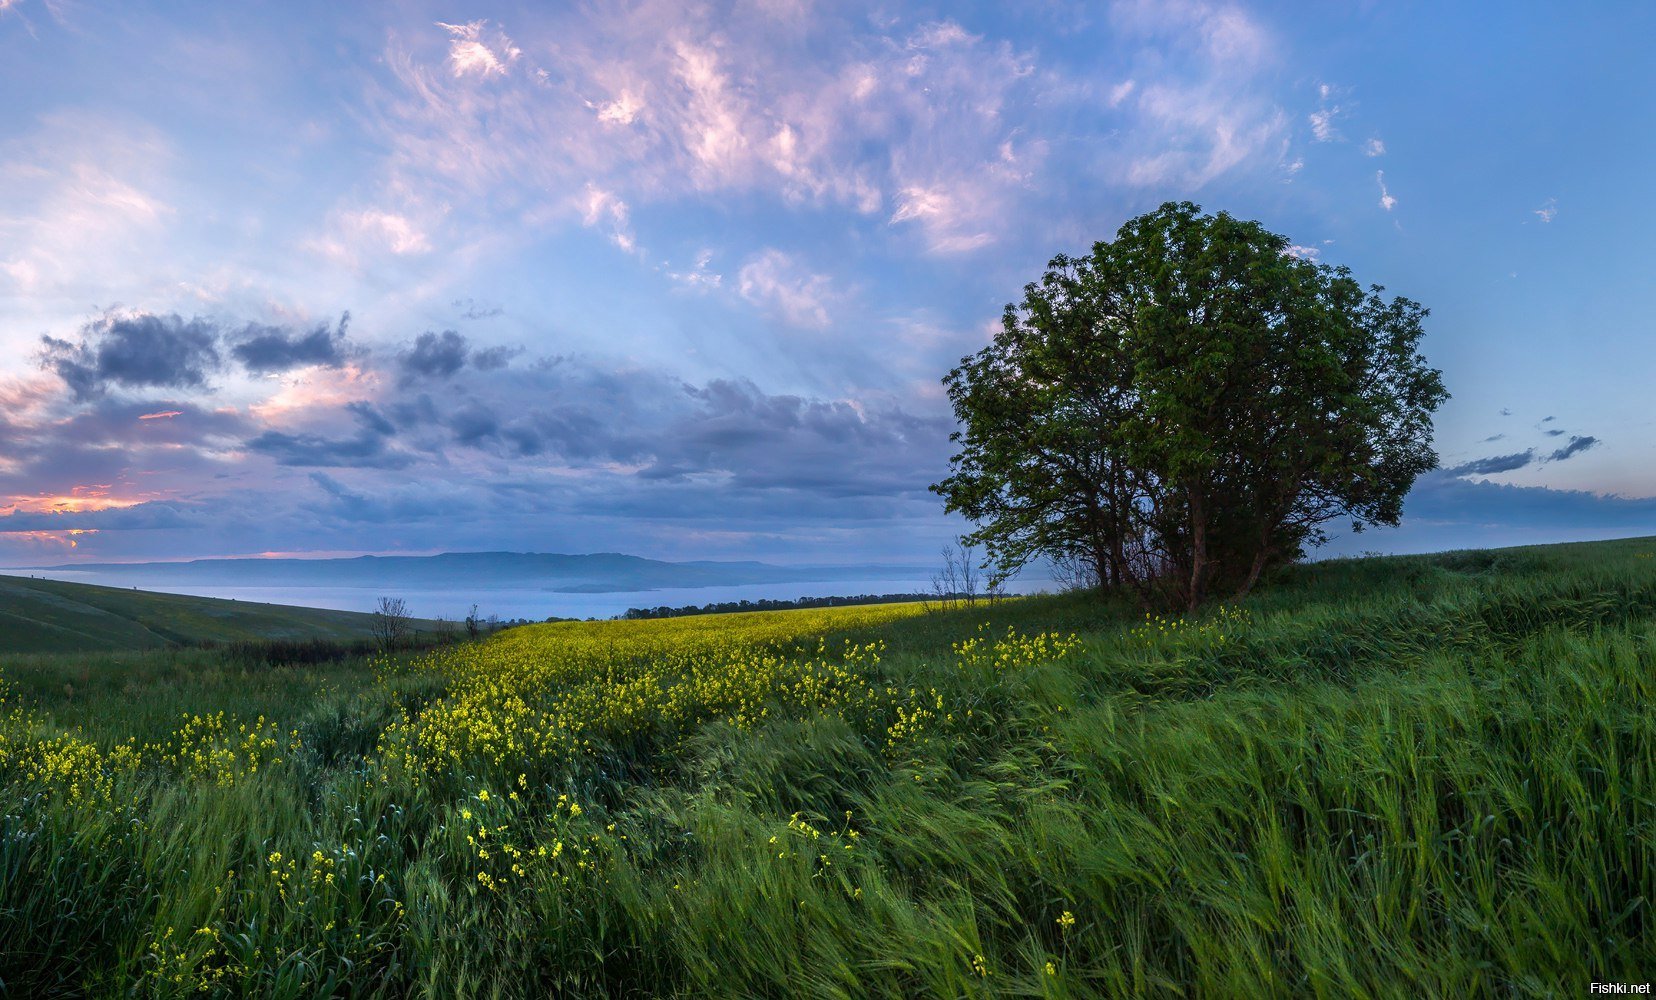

left=579, top=183, right=636, bottom=252
left=39, top=312, right=222, bottom=400
left=1284, top=244, right=1320, bottom=260
left=1308, top=107, right=1340, bottom=142
left=1547, top=435, right=1598, bottom=462
left=453, top=298, right=504, bottom=320
left=1446, top=450, right=1535, bottom=477
left=737, top=249, right=834, bottom=328
left=231, top=314, right=351, bottom=373
left=1322, top=471, right=1656, bottom=558
left=436, top=20, right=520, bottom=78
left=0, top=115, right=174, bottom=306
left=1534, top=198, right=1557, bottom=223
left=666, top=249, right=723, bottom=290
left=399, top=330, right=472, bottom=382
left=245, top=428, right=410, bottom=469
left=0, top=500, right=196, bottom=533
left=889, top=184, right=995, bottom=253
left=1363, top=137, right=1385, bottom=156
left=1376, top=170, right=1396, bottom=211
left=344, top=210, right=431, bottom=254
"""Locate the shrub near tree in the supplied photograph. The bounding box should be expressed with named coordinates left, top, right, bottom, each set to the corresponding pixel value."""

left=934, top=202, right=1449, bottom=610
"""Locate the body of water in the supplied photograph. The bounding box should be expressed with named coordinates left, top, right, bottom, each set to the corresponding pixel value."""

left=20, top=572, right=1057, bottom=622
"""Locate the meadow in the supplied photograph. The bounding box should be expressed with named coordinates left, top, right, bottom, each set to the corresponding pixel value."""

left=1, top=538, right=1654, bottom=997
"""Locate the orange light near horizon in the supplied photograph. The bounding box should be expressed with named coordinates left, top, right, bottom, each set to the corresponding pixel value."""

left=2, top=484, right=155, bottom=515
left=5, top=529, right=98, bottom=549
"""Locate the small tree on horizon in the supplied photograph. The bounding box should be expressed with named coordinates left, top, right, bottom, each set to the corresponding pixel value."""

left=371, top=596, right=412, bottom=652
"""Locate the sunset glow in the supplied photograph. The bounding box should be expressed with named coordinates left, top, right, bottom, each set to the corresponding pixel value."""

left=0, top=2, right=1651, bottom=566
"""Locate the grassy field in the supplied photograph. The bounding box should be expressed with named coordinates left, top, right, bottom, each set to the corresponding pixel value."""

left=0, top=574, right=437, bottom=654
left=2, top=538, right=1654, bottom=996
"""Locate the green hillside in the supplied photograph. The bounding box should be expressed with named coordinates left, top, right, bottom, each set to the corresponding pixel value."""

left=0, top=573, right=419, bottom=653
left=3, top=537, right=1656, bottom=995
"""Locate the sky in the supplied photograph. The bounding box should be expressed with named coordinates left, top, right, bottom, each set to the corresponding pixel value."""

left=1, top=0, right=1653, bottom=569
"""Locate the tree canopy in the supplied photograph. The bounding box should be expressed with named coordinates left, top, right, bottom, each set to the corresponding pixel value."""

left=932, top=202, right=1449, bottom=610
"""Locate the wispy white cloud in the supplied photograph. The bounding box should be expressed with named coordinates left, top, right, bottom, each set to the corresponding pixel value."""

left=1534, top=197, right=1557, bottom=223
left=737, top=249, right=834, bottom=328
left=1109, top=1, right=1290, bottom=189
left=1363, top=137, right=1385, bottom=156
left=666, top=249, right=722, bottom=290
left=368, top=6, right=1052, bottom=258
left=1284, top=244, right=1320, bottom=260
left=890, top=183, right=994, bottom=253
left=579, top=183, right=637, bottom=253
left=345, top=210, right=431, bottom=255
left=0, top=113, right=176, bottom=342
left=1376, top=169, right=1396, bottom=212
left=436, top=20, right=520, bottom=78
left=1309, top=107, right=1340, bottom=142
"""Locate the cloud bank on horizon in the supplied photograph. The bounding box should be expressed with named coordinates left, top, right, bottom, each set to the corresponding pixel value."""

left=1, top=0, right=1652, bottom=566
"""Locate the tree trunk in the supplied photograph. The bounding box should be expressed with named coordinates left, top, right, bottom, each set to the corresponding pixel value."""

left=1233, top=545, right=1270, bottom=600
left=1186, top=487, right=1211, bottom=611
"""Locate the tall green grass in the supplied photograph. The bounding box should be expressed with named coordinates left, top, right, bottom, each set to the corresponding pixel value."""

left=3, top=537, right=1655, bottom=997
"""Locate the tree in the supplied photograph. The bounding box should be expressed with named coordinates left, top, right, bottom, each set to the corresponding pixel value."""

left=465, top=604, right=482, bottom=641
left=371, top=596, right=412, bottom=652
left=933, top=202, right=1448, bottom=610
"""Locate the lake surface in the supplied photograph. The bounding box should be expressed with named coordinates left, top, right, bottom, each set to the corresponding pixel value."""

left=21, top=571, right=1058, bottom=621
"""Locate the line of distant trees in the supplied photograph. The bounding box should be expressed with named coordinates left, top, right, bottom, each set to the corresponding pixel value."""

left=618, top=592, right=969, bottom=620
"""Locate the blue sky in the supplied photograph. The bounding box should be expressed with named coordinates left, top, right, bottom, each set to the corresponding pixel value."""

left=1, top=0, right=1651, bottom=567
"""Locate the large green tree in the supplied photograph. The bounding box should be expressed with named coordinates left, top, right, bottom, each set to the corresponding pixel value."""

left=933, top=202, right=1448, bottom=609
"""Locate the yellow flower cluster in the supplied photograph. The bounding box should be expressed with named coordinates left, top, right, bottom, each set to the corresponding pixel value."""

left=952, top=624, right=1083, bottom=673
left=1128, top=604, right=1251, bottom=648
left=161, top=712, right=295, bottom=787
left=377, top=604, right=938, bottom=782
left=0, top=695, right=296, bottom=800
left=4, top=730, right=141, bottom=802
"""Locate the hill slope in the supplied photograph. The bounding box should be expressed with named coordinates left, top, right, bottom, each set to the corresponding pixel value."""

left=0, top=573, right=423, bottom=653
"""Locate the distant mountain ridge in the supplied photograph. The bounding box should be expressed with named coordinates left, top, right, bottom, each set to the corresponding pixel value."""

left=24, top=551, right=927, bottom=594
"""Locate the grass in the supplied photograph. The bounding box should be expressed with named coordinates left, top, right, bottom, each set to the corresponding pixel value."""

left=0, top=573, right=441, bottom=654
left=1, top=537, right=1654, bottom=996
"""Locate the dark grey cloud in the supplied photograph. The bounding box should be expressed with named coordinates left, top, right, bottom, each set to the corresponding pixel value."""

left=246, top=430, right=412, bottom=468
left=1547, top=435, right=1598, bottom=462
left=1544, top=428, right=1565, bottom=436
left=345, top=401, right=397, bottom=437
left=447, top=402, right=501, bottom=446
left=453, top=298, right=504, bottom=320
left=397, top=330, right=521, bottom=384
left=1322, top=471, right=1656, bottom=558
left=399, top=330, right=469, bottom=382
left=40, top=313, right=222, bottom=400
left=1446, top=450, right=1535, bottom=477
left=245, top=399, right=409, bottom=469
left=231, top=314, right=351, bottom=373
left=471, top=344, right=519, bottom=370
